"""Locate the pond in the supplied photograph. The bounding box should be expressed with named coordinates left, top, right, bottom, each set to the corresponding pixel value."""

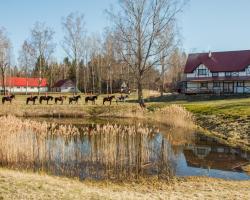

left=0, top=117, right=249, bottom=181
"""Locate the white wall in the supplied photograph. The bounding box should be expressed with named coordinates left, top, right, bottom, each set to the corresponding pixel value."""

left=0, top=86, right=48, bottom=93
left=186, top=65, right=250, bottom=78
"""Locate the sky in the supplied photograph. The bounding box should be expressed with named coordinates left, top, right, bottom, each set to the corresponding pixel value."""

left=0, top=0, right=250, bottom=64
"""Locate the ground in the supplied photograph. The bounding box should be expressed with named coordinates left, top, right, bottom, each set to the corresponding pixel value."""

left=0, top=92, right=249, bottom=199
left=0, top=92, right=249, bottom=150
left=0, top=168, right=249, bottom=200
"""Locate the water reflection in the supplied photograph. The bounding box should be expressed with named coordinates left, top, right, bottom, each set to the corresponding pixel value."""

left=0, top=120, right=249, bottom=181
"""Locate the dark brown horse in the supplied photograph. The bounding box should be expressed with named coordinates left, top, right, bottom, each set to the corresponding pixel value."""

left=55, top=96, right=67, bottom=104
left=39, top=96, right=53, bottom=104
left=69, top=95, right=81, bottom=104
left=2, top=94, right=15, bottom=104
left=103, top=95, right=115, bottom=105
left=26, top=96, right=38, bottom=105
left=85, top=95, right=98, bottom=104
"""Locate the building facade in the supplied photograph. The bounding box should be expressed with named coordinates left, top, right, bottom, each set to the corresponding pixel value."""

left=183, top=50, right=250, bottom=94
left=0, top=77, right=48, bottom=93
left=51, top=79, right=80, bottom=93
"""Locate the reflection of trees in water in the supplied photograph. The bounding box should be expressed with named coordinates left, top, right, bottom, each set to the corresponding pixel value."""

left=0, top=124, right=177, bottom=180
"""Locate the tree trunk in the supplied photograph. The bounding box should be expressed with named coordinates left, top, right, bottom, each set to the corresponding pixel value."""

left=160, top=64, right=165, bottom=96
left=137, top=79, right=143, bottom=101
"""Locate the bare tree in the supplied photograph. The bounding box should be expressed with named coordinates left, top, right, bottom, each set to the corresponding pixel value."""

left=62, top=12, right=86, bottom=93
left=18, top=40, right=36, bottom=94
left=108, top=0, right=186, bottom=100
left=29, top=22, right=55, bottom=94
left=0, top=28, right=12, bottom=95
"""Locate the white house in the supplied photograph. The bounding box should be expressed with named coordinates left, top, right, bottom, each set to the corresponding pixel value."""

left=51, top=79, right=80, bottom=93
left=0, top=77, right=48, bottom=93
left=183, top=50, right=250, bottom=94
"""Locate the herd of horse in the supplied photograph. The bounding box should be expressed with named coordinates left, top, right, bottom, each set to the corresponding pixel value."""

left=2, top=94, right=129, bottom=105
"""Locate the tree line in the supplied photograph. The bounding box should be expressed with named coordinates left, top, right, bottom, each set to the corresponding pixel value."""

left=0, top=0, right=187, bottom=99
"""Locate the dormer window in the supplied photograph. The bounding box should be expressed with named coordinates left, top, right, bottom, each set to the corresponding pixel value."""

left=225, top=72, right=232, bottom=77
left=198, top=69, right=207, bottom=76
left=246, top=67, right=250, bottom=75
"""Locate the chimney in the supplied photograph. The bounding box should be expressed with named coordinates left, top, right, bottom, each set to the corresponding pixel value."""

left=208, top=51, right=212, bottom=58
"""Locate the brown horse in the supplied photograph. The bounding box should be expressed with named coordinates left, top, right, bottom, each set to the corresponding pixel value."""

left=39, top=96, right=54, bottom=104
left=69, top=95, right=81, bottom=104
left=103, top=95, right=115, bottom=105
left=26, top=96, right=38, bottom=105
left=55, top=96, right=67, bottom=104
left=2, top=94, right=15, bottom=104
left=85, top=95, right=98, bottom=104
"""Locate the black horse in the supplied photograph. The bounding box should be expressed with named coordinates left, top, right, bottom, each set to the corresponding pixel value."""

left=85, top=95, right=98, bottom=104
left=69, top=95, right=81, bottom=104
left=116, top=95, right=129, bottom=104
left=26, top=96, right=38, bottom=105
left=55, top=96, right=67, bottom=104
left=39, top=96, right=53, bottom=104
left=2, top=94, right=15, bottom=104
left=103, top=95, right=115, bottom=105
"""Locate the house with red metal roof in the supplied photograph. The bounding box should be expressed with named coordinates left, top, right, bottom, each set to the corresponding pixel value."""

left=0, top=77, right=48, bottom=93
left=183, top=50, right=250, bottom=94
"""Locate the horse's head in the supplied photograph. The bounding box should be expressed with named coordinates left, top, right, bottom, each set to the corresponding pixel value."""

left=11, top=94, right=15, bottom=99
left=50, top=96, right=53, bottom=100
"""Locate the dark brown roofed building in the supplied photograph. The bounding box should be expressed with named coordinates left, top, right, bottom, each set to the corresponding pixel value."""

left=183, top=50, right=250, bottom=94
left=51, top=79, right=80, bottom=93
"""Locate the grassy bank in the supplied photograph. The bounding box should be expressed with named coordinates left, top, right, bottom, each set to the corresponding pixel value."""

left=182, top=98, right=250, bottom=151
left=0, top=92, right=249, bottom=150
left=0, top=168, right=249, bottom=200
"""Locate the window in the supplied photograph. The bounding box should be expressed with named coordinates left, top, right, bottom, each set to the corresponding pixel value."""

left=197, top=148, right=206, bottom=155
left=213, top=82, right=220, bottom=87
left=212, top=72, right=218, bottom=77
left=246, top=67, right=250, bottom=75
left=237, top=82, right=244, bottom=87
left=225, top=72, right=232, bottom=77
left=232, top=72, right=239, bottom=77
left=198, top=69, right=207, bottom=76
left=200, top=82, right=208, bottom=88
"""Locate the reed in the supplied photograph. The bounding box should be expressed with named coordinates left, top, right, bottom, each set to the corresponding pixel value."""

left=0, top=116, right=176, bottom=180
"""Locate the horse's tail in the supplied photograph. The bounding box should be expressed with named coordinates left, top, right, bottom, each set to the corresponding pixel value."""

left=26, top=98, right=29, bottom=105
left=85, top=97, right=88, bottom=104
left=55, top=98, right=57, bottom=104
left=2, top=98, right=5, bottom=104
left=39, top=97, right=42, bottom=104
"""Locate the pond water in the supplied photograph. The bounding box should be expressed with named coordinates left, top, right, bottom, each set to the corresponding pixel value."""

left=0, top=118, right=249, bottom=181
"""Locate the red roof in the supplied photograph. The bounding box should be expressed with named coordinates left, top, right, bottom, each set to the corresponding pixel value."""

left=184, top=50, right=250, bottom=73
left=0, top=77, right=47, bottom=87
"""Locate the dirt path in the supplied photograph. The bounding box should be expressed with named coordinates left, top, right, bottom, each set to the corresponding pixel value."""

left=0, top=168, right=249, bottom=200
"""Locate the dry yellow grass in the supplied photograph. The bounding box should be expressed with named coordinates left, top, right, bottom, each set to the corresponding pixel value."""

left=0, top=168, right=249, bottom=200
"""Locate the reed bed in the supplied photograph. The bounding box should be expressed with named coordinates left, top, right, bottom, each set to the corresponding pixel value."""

left=0, top=116, right=176, bottom=180
left=153, top=104, right=195, bottom=129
